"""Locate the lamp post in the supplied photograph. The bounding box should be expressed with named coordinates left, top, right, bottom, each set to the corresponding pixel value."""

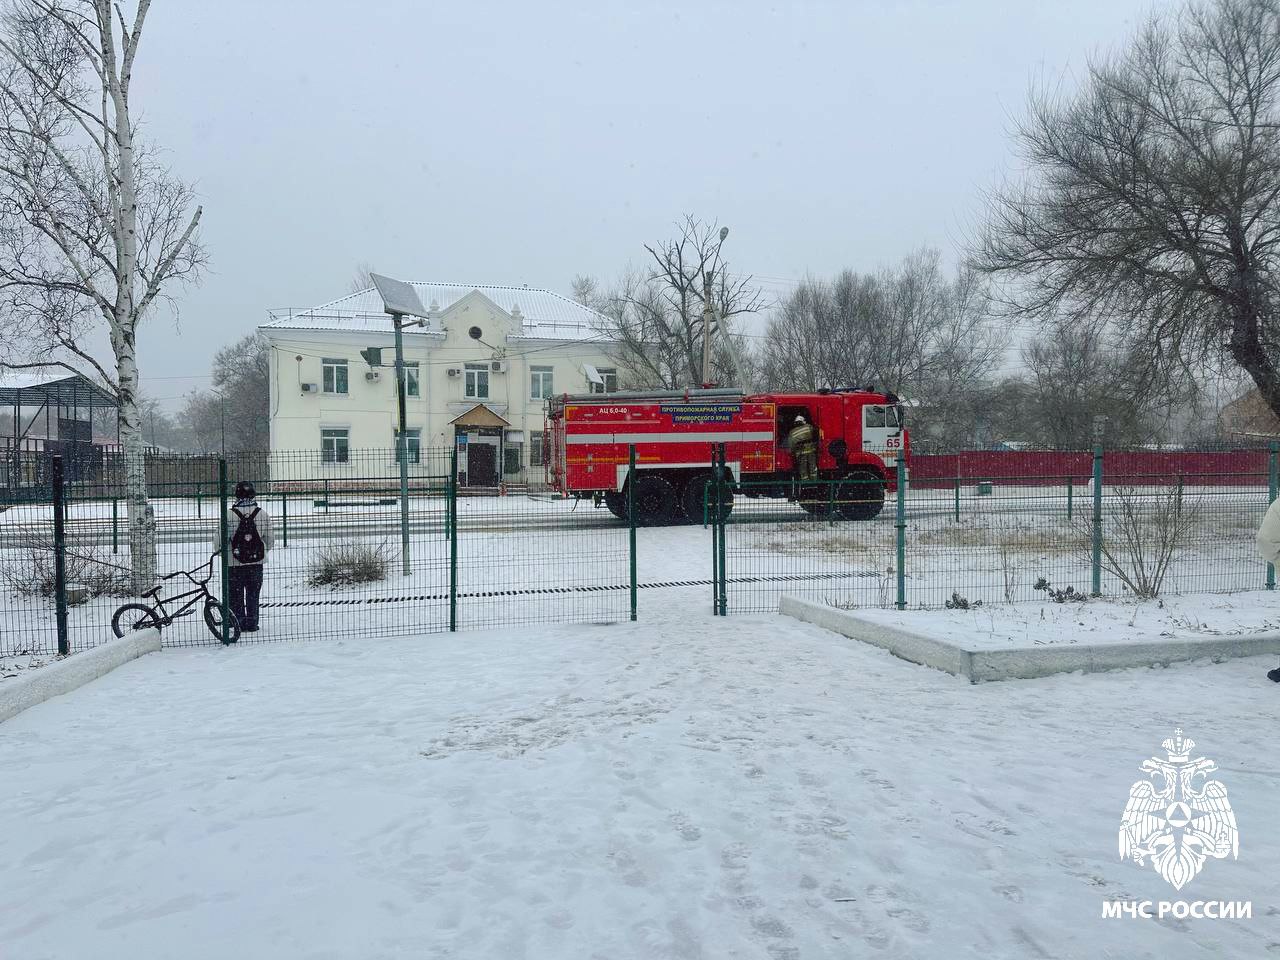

left=371, top=274, right=431, bottom=576
left=701, top=225, right=729, bottom=387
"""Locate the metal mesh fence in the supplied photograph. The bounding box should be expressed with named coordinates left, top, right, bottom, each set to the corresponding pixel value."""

left=2, top=445, right=1276, bottom=658
left=714, top=457, right=1275, bottom=615
left=1, top=448, right=635, bottom=657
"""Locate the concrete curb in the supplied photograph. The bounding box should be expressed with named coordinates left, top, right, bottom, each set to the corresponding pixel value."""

left=777, top=595, right=1280, bottom=683
left=0, top=630, right=161, bottom=724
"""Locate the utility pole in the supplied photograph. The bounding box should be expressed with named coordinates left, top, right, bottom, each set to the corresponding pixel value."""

left=701, top=225, right=729, bottom=388
left=393, top=313, right=411, bottom=576
left=369, top=273, right=432, bottom=578
left=701, top=268, right=714, bottom=387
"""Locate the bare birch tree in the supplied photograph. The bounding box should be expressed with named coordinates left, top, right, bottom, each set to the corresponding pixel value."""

left=589, top=216, right=768, bottom=389
left=974, top=0, right=1280, bottom=421
left=0, top=1, right=204, bottom=592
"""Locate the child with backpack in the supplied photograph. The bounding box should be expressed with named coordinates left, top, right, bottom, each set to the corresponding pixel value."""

left=212, top=480, right=273, bottom=635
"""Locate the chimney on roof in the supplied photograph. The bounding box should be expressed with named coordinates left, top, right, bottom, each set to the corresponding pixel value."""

left=510, top=303, right=523, bottom=325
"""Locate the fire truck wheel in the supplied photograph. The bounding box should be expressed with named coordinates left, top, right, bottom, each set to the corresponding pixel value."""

left=679, top=473, right=733, bottom=524
left=603, top=490, right=627, bottom=519
left=836, top=470, right=885, bottom=521
left=633, top=474, right=677, bottom=525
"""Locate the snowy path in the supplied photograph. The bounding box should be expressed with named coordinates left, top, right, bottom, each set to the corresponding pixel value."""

left=1, top=603, right=1277, bottom=959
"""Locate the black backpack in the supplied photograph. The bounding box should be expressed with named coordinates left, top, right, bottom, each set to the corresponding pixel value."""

left=231, top=506, right=265, bottom=564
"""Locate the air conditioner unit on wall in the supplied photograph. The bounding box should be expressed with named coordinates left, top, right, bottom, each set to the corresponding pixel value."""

left=365, top=370, right=381, bottom=382
left=301, top=383, right=318, bottom=393
left=446, top=367, right=462, bottom=378
left=491, top=360, right=507, bottom=374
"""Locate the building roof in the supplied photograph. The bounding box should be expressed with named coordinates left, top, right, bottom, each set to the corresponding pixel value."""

left=263, top=282, right=610, bottom=341
left=0, top=364, right=117, bottom=408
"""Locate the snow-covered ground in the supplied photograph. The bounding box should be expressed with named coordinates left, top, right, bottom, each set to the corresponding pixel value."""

left=0, top=651, right=59, bottom=680
left=1, top=602, right=1276, bottom=959
left=851, top=590, right=1280, bottom=650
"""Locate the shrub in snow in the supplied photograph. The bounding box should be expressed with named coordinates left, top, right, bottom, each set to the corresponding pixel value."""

left=307, top=541, right=390, bottom=588
left=945, top=591, right=981, bottom=610
left=1073, top=484, right=1200, bottom=599
left=0, top=532, right=130, bottom=603
left=1033, top=578, right=1088, bottom=603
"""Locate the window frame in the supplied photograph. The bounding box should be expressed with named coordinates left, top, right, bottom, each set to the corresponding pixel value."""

left=321, top=427, right=350, bottom=464
left=589, top=367, right=619, bottom=394
left=322, top=358, right=349, bottom=395
left=394, top=427, right=421, bottom=465
left=530, top=365, right=554, bottom=400
left=529, top=432, right=545, bottom=467
left=405, top=362, right=420, bottom=398
left=464, top=363, right=490, bottom=399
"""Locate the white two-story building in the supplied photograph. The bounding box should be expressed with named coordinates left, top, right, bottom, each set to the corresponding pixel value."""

left=260, top=282, right=620, bottom=486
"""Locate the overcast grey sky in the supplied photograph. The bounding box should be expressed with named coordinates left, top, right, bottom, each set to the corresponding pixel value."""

left=131, top=0, right=1168, bottom=408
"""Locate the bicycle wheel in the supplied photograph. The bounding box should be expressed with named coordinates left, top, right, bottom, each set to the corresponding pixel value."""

left=203, top=599, right=241, bottom=644
left=112, top=603, right=161, bottom=638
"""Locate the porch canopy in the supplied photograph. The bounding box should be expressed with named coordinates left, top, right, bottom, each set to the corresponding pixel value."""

left=449, top=404, right=510, bottom=430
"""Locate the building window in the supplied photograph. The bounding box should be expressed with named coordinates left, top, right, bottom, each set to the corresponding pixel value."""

left=395, top=428, right=421, bottom=465
left=530, top=365, right=554, bottom=400
left=322, top=358, right=348, bottom=394
left=321, top=428, right=349, bottom=463
left=406, top=362, right=419, bottom=398
left=465, top=363, right=489, bottom=399
left=504, top=442, right=522, bottom=474
left=590, top=367, right=619, bottom=394
left=530, top=433, right=545, bottom=467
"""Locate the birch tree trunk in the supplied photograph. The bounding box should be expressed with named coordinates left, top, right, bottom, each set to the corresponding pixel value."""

left=0, top=1, right=205, bottom=594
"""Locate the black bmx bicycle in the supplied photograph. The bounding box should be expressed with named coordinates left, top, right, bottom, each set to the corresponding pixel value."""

left=111, top=553, right=240, bottom=643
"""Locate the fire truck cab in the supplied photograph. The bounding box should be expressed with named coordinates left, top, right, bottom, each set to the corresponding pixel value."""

left=546, top=387, right=908, bottom=525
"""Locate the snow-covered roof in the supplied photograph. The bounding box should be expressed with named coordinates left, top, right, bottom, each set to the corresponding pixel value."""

left=263, top=282, right=609, bottom=341
left=0, top=364, right=116, bottom=407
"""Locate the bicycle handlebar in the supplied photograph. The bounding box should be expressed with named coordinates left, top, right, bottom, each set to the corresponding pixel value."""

left=156, top=552, right=219, bottom=587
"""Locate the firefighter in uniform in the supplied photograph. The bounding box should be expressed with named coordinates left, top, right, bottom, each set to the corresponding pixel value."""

left=788, top=414, right=818, bottom=483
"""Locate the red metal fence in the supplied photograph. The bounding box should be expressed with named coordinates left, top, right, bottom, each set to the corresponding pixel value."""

left=909, top=449, right=1270, bottom=488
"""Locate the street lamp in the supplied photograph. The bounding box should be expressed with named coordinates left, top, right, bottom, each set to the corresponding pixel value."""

left=371, top=273, right=431, bottom=577
left=702, top=226, right=729, bottom=387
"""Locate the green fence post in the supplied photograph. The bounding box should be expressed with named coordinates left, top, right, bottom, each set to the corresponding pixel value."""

left=628, top=445, right=637, bottom=622
left=196, top=482, right=202, bottom=518
left=1091, top=442, right=1104, bottom=597
left=218, top=459, right=232, bottom=643
left=280, top=492, right=289, bottom=548
left=449, top=447, right=458, bottom=631
left=895, top=452, right=907, bottom=610
left=1175, top=473, right=1184, bottom=519
left=51, top=456, right=69, bottom=656
left=111, top=497, right=119, bottom=554
left=1269, top=443, right=1278, bottom=590
left=710, top=449, right=720, bottom=614
left=953, top=476, right=960, bottom=523
left=716, top=443, right=728, bottom=616
left=1066, top=476, right=1073, bottom=522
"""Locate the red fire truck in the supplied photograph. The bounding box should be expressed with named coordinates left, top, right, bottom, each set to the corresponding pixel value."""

left=546, top=387, right=908, bottom=524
